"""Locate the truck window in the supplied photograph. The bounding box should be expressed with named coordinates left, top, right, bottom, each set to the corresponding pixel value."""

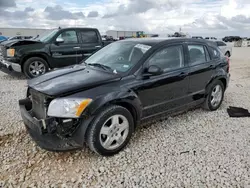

left=80, top=30, right=98, bottom=43
left=57, top=30, right=78, bottom=44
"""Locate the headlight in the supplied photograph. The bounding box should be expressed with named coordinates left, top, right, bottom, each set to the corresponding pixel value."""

left=47, top=98, right=92, bottom=118
left=7, top=49, right=15, bottom=57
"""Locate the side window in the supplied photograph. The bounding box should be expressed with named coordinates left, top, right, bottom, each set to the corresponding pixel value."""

left=188, top=45, right=206, bottom=66
left=56, top=30, right=78, bottom=44
left=80, top=31, right=98, bottom=43
left=148, top=45, right=184, bottom=72
left=209, top=47, right=223, bottom=59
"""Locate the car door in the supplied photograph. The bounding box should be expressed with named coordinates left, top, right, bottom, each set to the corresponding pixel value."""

left=50, top=29, right=82, bottom=68
left=185, top=43, right=215, bottom=102
left=137, top=44, right=190, bottom=118
left=78, top=29, right=103, bottom=62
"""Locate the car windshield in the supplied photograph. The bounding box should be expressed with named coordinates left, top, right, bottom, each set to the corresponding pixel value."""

left=84, top=42, right=152, bottom=73
left=36, top=29, right=58, bottom=42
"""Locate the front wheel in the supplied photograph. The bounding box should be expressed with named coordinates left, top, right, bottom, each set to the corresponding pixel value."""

left=23, top=57, right=49, bottom=79
left=203, top=80, right=225, bottom=111
left=86, top=105, right=134, bottom=156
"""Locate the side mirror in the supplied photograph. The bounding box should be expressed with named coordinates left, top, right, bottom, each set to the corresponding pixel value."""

left=56, top=38, right=64, bottom=44
left=145, top=65, right=163, bottom=76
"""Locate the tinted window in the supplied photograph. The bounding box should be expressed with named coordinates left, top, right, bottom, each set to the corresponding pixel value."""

left=209, top=46, right=221, bottom=59
left=80, top=31, right=98, bottom=43
left=148, top=45, right=184, bottom=72
left=57, top=30, right=78, bottom=44
left=188, top=45, right=207, bottom=66
left=216, top=41, right=226, bottom=46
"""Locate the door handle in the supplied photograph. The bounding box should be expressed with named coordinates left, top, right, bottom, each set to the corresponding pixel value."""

left=73, top=47, right=80, bottom=49
left=95, top=45, right=102, bottom=48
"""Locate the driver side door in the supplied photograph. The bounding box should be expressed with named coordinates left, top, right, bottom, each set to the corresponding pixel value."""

left=50, top=29, right=82, bottom=68
left=137, top=44, right=190, bottom=119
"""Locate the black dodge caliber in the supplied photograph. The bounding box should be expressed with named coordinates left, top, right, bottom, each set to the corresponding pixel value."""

left=19, top=38, right=230, bottom=156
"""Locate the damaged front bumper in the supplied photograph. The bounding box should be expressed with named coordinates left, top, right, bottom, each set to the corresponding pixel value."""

left=19, top=98, right=83, bottom=151
left=0, top=57, right=22, bottom=76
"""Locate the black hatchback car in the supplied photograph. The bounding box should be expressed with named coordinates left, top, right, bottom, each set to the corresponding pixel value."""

left=19, top=38, right=230, bottom=156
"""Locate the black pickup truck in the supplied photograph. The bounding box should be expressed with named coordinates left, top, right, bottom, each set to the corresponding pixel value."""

left=0, top=27, right=113, bottom=78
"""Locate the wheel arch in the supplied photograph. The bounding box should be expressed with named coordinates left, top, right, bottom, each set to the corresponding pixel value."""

left=73, top=94, right=142, bottom=147
left=86, top=97, right=142, bottom=128
left=206, top=76, right=227, bottom=95
left=21, top=53, right=50, bottom=72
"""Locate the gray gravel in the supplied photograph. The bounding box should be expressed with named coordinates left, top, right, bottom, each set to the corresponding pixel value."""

left=1, top=48, right=250, bottom=187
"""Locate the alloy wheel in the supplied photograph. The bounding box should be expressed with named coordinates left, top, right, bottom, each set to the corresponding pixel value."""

left=29, top=61, right=46, bottom=77
left=210, top=85, right=223, bottom=108
left=99, top=114, right=129, bottom=150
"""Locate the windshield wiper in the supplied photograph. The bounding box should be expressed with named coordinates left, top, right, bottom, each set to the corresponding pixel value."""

left=88, top=63, right=113, bottom=72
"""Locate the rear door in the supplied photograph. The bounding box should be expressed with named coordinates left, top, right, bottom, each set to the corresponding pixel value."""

left=185, top=43, right=215, bottom=102
left=78, top=29, right=103, bottom=62
left=50, top=29, right=82, bottom=68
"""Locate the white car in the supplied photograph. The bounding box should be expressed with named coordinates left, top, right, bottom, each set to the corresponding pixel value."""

left=215, top=41, right=232, bottom=57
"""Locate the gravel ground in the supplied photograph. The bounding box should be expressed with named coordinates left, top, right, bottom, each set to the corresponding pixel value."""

left=1, top=48, right=250, bottom=187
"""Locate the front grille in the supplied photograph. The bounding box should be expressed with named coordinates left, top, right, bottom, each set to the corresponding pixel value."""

left=30, top=89, right=48, bottom=119
left=0, top=46, right=7, bottom=58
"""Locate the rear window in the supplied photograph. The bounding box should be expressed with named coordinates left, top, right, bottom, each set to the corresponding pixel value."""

left=209, top=46, right=223, bottom=59
left=80, top=30, right=98, bottom=43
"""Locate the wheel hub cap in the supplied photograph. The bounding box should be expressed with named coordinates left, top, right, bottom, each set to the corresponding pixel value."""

left=99, top=115, right=129, bottom=150
left=29, top=61, right=46, bottom=77
left=210, top=85, right=223, bottom=107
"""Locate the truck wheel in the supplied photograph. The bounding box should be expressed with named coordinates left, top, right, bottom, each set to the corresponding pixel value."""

left=203, top=80, right=225, bottom=111
left=86, top=105, right=134, bottom=156
left=225, top=52, right=230, bottom=57
left=23, top=57, right=49, bottom=79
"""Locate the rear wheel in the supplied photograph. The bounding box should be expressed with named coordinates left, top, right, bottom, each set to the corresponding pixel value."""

left=23, top=57, right=49, bottom=79
left=86, top=105, right=134, bottom=156
left=203, top=80, right=225, bottom=111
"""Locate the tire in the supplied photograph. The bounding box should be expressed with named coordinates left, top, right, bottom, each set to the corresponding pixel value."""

left=86, top=105, right=134, bottom=156
left=23, top=57, right=49, bottom=79
left=203, top=80, right=225, bottom=111
left=225, top=52, right=230, bottom=57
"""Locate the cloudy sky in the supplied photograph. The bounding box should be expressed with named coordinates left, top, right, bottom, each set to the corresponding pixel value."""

left=0, top=0, right=250, bottom=37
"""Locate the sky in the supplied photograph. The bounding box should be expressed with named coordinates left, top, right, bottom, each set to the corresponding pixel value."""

left=0, top=0, right=250, bottom=37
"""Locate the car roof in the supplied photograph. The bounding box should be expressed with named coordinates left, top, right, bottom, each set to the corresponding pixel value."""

left=119, top=37, right=217, bottom=47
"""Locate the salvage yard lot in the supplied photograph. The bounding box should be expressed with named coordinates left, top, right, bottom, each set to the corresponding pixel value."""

left=0, top=47, right=250, bottom=187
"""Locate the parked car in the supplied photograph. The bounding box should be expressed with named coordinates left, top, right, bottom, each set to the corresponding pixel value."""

left=222, top=36, right=241, bottom=42
left=205, top=37, right=217, bottom=40
left=7, top=36, right=33, bottom=40
left=0, top=35, right=8, bottom=42
left=215, top=41, right=232, bottom=57
left=0, top=27, right=113, bottom=78
left=192, top=36, right=203, bottom=39
left=19, top=38, right=230, bottom=156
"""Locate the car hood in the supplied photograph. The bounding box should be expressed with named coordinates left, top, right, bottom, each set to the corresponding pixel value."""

left=28, top=64, right=121, bottom=96
left=0, top=39, right=42, bottom=47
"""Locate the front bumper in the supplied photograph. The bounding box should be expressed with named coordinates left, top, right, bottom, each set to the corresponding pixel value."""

left=19, top=98, right=83, bottom=151
left=0, top=57, right=23, bottom=76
